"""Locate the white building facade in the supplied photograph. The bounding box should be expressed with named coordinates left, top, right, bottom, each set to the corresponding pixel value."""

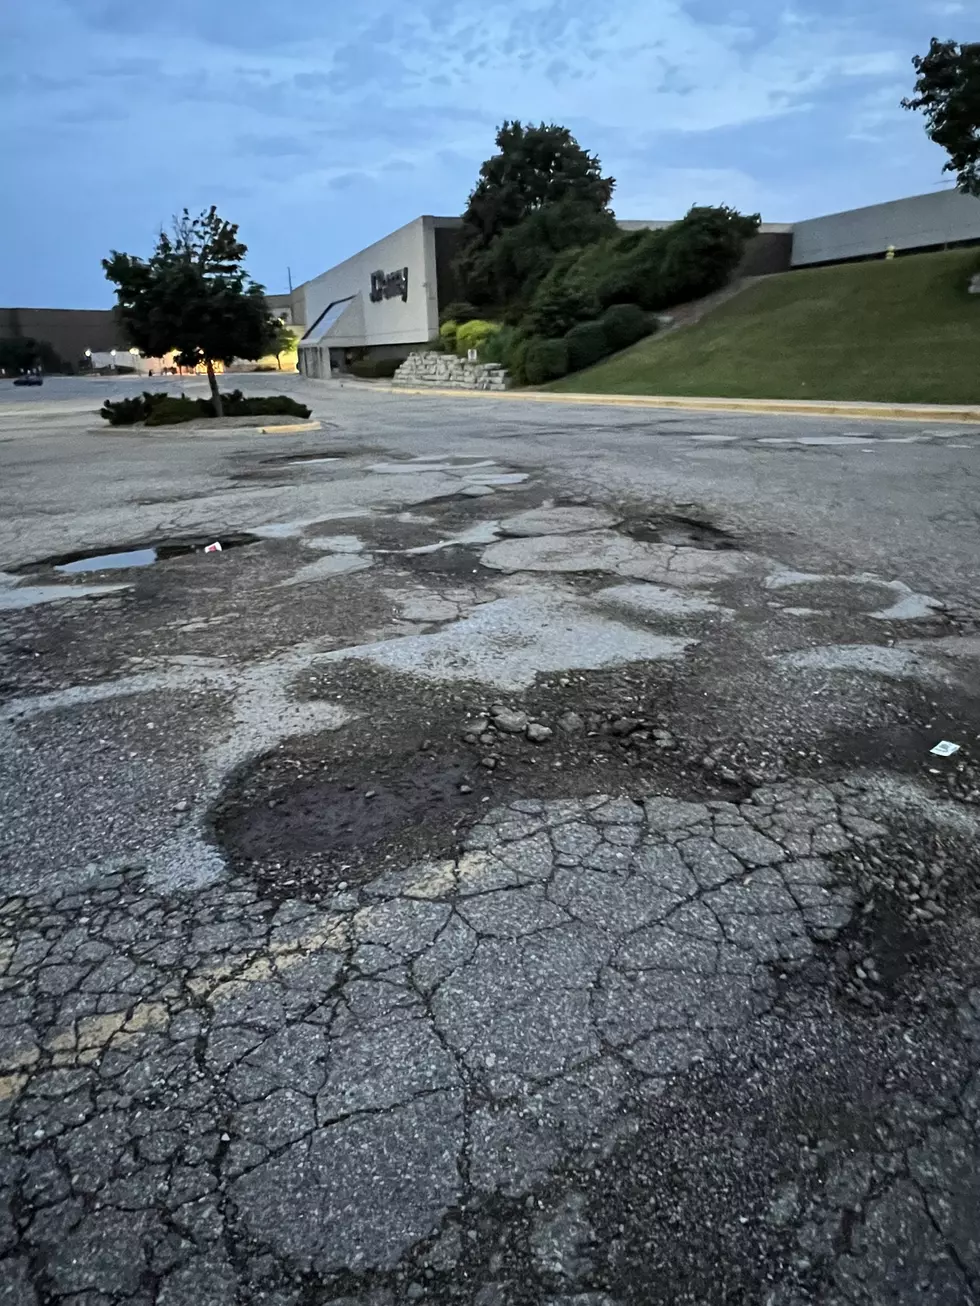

left=296, top=216, right=462, bottom=378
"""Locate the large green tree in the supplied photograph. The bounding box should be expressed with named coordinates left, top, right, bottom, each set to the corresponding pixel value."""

left=454, top=121, right=616, bottom=309
left=902, top=39, right=980, bottom=195
left=103, top=207, right=276, bottom=415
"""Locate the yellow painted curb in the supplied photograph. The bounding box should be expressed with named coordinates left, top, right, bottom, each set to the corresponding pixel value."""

left=259, top=420, right=321, bottom=434
left=382, top=387, right=980, bottom=425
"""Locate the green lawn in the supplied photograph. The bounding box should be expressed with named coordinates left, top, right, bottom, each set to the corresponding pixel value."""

left=549, top=248, right=980, bottom=404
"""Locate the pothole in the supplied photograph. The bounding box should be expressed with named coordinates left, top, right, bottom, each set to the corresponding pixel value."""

left=619, top=515, right=737, bottom=551
left=399, top=545, right=495, bottom=580
left=213, top=749, right=488, bottom=897
left=770, top=579, right=899, bottom=615
left=19, top=534, right=261, bottom=575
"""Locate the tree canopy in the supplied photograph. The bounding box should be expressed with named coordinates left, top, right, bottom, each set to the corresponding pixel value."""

left=454, top=121, right=616, bottom=310
left=103, top=207, right=276, bottom=415
left=902, top=38, right=980, bottom=195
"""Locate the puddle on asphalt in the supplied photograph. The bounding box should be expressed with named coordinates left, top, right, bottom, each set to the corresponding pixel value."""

left=620, top=515, right=737, bottom=551
left=22, top=534, right=261, bottom=575
left=261, top=452, right=346, bottom=466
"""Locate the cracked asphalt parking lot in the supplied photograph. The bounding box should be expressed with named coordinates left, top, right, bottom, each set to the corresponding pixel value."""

left=2, top=375, right=980, bottom=1305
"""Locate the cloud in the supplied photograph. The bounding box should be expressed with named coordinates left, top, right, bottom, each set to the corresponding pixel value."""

left=0, top=0, right=953, bottom=305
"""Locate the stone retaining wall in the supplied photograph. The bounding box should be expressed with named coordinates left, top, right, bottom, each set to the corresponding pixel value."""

left=392, top=351, right=510, bottom=390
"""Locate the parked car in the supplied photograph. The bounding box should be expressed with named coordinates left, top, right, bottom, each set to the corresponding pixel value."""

left=13, top=375, right=43, bottom=387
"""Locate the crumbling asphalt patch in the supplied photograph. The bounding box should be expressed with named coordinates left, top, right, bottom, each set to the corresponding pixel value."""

left=210, top=661, right=746, bottom=900
left=211, top=645, right=980, bottom=907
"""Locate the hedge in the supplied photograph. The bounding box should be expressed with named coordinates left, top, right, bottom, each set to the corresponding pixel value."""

left=522, top=205, right=760, bottom=337
left=564, top=321, right=611, bottom=372
left=524, top=337, right=569, bottom=385
left=101, top=390, right=311, bottom=427
left=100, top=391, right=170, bottom=426
left=599, top=303, right=654, bottom=352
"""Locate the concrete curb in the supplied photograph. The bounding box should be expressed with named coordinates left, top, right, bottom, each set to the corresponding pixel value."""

left=379, top=386, right=980, bottom=425
left=258, top=420, right=322, bottom=434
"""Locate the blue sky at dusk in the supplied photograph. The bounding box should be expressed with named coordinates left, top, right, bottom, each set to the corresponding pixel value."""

left=1, top=0, right=974, bottom=307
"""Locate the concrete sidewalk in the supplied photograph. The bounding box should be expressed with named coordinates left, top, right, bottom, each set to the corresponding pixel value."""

left=384, top=383, right=980, bottom=424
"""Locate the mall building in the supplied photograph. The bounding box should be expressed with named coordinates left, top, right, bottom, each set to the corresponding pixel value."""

left=286, top=187, right=980, bottom=378
left=293, top=217, right=463, bottom=378
left=292, top=214, right=794, bottom=378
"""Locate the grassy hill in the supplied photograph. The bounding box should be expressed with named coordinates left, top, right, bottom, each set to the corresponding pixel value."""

left=549, top=248, right=980, bottom=404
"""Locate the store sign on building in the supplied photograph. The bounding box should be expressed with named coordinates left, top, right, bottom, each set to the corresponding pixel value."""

left=369, top=267, right=409, bottom=303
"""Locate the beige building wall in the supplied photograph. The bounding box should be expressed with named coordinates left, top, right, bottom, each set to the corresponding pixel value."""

left=791, top=190, right=980, bottom=266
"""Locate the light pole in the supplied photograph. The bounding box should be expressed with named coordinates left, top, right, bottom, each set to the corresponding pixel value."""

left=110, top=349, right=117, bottom=374
left=84, top=348, right=92, bottom=374
left=129, top=347, right=141, bottom=376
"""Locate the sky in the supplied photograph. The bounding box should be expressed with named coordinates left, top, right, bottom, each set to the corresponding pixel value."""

left=1, top=0, right=975, bottom=307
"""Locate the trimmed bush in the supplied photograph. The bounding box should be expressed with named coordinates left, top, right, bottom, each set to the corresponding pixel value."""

left=564, top=321, right=611, bottom=372
left=455, top=319, right=498, bottom=357
left=102, top=389, right=311, bottom=427
left=506, top=334, right=534, bottom=386
left=210, top=390, right=311, bottom=419
left=524, top=337, right=570, bottom=385
left=100, top=390, right=172, bottom=426
left=348, top=356, right=402, bottom=379
left=480, top=325, right=531, bottom=382
left=599, top=304, right=654, bottom=352
left=144, top=396, right=199, bottom=426
left=439, top=320, right=459, bottom=354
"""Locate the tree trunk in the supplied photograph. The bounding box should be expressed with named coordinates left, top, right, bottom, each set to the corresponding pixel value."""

left=206, top=359, right=223, bottom=417
left=276, top=353, right=282, bottom=370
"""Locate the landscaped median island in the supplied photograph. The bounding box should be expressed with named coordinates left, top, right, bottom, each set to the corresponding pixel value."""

left=547, top=247, right=980, bottom=405
left=100, top=389, right=311, bottom=427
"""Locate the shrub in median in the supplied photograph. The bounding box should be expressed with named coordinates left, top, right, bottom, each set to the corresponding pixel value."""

left=102, top=389, right=311, bottom=427
left=144, top=396, right=200, bottom=426
left=524, top=337, right=570, bottom=385
left=211, top=391, right=311, bottom=419
left=100, top=391, right=171, bottom=426
left=564, top=321, right=612, bottom=372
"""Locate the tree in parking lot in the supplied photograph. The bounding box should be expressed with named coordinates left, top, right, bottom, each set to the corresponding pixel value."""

left=271, top=321, right=298, bottom=370
left=903, top=39, right=980, bottom=195
left=103, top=207, right=277, bottom=416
